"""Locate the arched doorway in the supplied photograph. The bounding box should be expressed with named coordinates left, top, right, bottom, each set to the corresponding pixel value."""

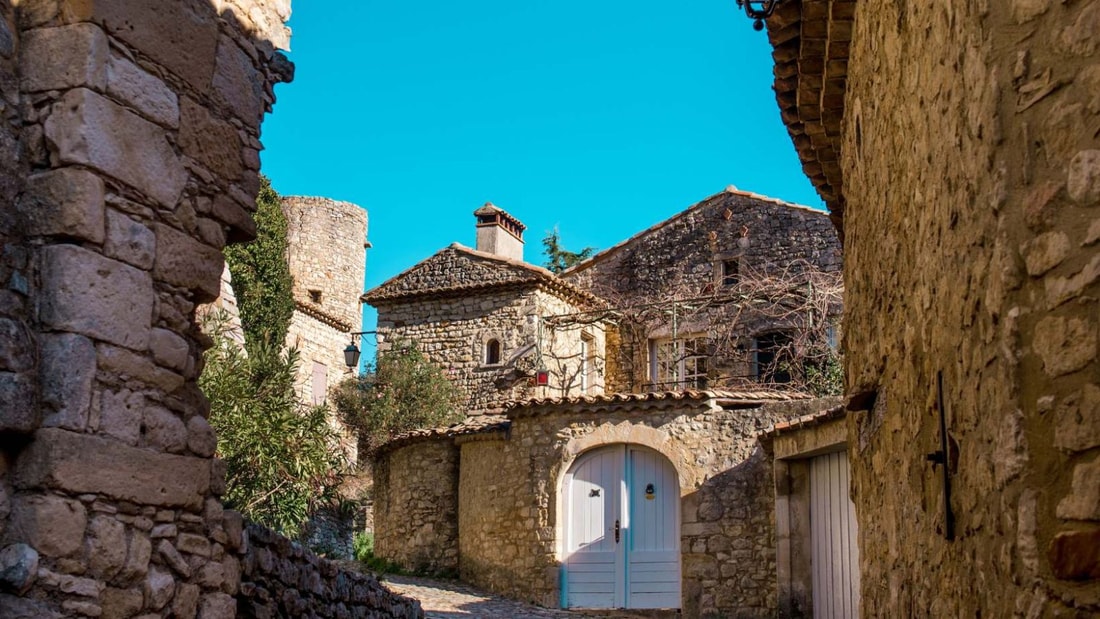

left=561, top=444, right=681, bottom=610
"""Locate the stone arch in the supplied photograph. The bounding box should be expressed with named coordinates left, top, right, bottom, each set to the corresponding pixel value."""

left=560, top=421, right=699, bottom=492
left=551, top=420, right=699, bottom=564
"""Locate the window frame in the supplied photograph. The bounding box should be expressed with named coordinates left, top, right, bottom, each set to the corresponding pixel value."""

left=649, top=335, right=709, bottom=390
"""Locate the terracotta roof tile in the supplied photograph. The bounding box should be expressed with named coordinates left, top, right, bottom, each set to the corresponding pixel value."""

left=506, top=388, right=812, bottom=416
left=758, top=404, right=846, bottom=441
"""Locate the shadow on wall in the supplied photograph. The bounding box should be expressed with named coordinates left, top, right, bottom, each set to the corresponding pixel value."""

left=679, top=447, right=779, bottom=619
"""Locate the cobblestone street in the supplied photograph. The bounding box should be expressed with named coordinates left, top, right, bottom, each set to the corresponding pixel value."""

left=382, top=575, right=581, bottom=618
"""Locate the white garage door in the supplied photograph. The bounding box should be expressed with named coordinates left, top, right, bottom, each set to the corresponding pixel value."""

left=810, top=450, right=861, bottom=618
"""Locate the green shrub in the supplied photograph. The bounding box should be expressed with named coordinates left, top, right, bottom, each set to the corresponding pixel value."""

left=200, top=311, right=347, bottom=537
left=331, top=340, right=463, bottom=458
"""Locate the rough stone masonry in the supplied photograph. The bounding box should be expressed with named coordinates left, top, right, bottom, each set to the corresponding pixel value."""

left=0, top=1, right=417, bottom=617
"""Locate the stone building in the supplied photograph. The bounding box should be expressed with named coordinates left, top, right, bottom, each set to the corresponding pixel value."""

left=0, top=1, right=416, bottom=617
left=364, top=203, right=608, bottom=414
left=282, top=195, right=369, bottom=407
left=562, top=187, right=842, bottom=394
left=373, top=389, right=839, bottom=616
left=759, top=0, right=1100, bottom=616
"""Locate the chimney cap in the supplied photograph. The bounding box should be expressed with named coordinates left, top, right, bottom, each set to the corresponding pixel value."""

left=473, top=202, right=526, bottom=233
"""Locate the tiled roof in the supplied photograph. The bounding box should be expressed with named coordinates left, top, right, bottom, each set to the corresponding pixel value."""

left=765, top=0, right=855, bottom=233
left=758, top=404, right=846, bottom=441
left=374, top=415, right=511, bottom=455
left=506, top=388, right=812, bottom=416
left=562, top=186, right=828, bottom=277
left=361, top=243, right=604, bottom=307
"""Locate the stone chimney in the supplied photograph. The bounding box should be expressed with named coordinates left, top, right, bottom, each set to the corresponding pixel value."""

left=474, top=202, right=525, bottom=262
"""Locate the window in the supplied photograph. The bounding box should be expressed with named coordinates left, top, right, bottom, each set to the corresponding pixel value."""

left=485, top=339, right=501, bottom=365
left=308, top=289, right=323, bottom=303
left=311, top=361, right=327, bottom=405
left=755, top=332, right=793, bottom=385
left=721, top=259, right=739, bottom=287
left=649, top=337, right=708, bottom=389
left=580, top=335, right=596, bottom=393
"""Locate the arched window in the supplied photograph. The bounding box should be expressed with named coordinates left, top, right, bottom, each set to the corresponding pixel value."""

left=485, top=339, right=501, bottom=365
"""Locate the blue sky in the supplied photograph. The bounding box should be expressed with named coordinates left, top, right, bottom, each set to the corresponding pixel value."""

left=260, top=1, right=823, bottom=342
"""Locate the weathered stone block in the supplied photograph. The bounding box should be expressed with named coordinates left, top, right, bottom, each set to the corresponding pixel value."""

left=1056, top=456, right=1100, bottom=521
left=104, top=210, right=155, bottom=270
left=0, top=594, right=62, bottom=619
left=14, top=428, right=211, bottom=509
left=144, top=566, right=175, bottom=610
left=1059, top=3, right=1100, bottom=56
left=18, top=167, right=105, bottom=243
left=0, top=318, right=32, bottom=372
left=5, top=494, right=86, bottom=558
left=1054, top=384, right=1100, bottom=453
left=212, top=35, right=263, bottom=127
left=157, top=539, right=191, bottom=577
left=98, top=388, right=143, bottom=445
left=0, top=372, right=37, bottom=433
left=173, top=582, right=200, bottom=619
left=0, top=544, right=38, bottom=594
left=1049, top=528, right=1100, bottom=580
left=86, top=515, right=126, bottom=579
left=199, top=592, right=235, bottom=619
left=40, top=333, right=95, bottom=431
left=1023, top=232, right=1069, bottom=277
left=40, top=244, right=152, bottom=351
left=177, top=532, right=211, bottom=558
left=106, top=53, right=179, bottom=128
left=1068, top=150, right=1100, bottom=205
left=149, top=328, right=188, bottom=372
left=101, top=587, right=143, bottom=618
left=1032, top=315, right=1096, bottom=377
left=97, top=344, right=184, bottom=393
left=20, top=23, right=107, bottom=92
left=212, top=194, right=257, bottom=243
left=44, top=88, right=186, bottom=209
left=187, top=416, right=217, bottom=458
left=87, top=0, right=219, bottom=94
left=179, top=96, right=244, bottom=181
left=153, top=223, right=224, bottom=303
left=142, top=406, right=186, bottom=453
left=118, top=530, right=151, bottom=585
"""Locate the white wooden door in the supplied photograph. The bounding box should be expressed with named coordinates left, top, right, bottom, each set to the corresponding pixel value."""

left=563, top=445, right=680, bottom=610
left=810, top=450, right=861, bottom=619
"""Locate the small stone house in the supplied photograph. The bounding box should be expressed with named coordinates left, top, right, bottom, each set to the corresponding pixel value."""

left=561, top=187, right=842, bottom=394
left=363, top=204, right=608, bottom=414
left=372, top=389, right=840, bottom=616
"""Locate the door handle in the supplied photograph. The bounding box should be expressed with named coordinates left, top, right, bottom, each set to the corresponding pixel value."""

left=614, top=519, right=620, bottom=543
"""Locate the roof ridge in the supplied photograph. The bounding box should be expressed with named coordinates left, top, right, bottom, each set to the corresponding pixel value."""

left=561, top=187, right=825, bottom=276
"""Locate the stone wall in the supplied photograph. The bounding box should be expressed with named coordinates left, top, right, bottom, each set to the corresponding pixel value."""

left=375, top=285, right=605, bottom=415
left=836, top=0, right=1100, bottom=615
left=283, top=196, right=367, bottom=406
left=239, top=523, right=423, bottom=618
left=372, top=437, right=460, bottom=576
left=374, top=393, right=836, bottom=616
left=0, top=0, right=294, bottom=616
left=562, top=188, right=841, bottom=392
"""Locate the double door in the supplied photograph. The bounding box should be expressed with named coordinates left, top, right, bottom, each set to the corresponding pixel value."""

left=562, top=445, right=680, bottom=609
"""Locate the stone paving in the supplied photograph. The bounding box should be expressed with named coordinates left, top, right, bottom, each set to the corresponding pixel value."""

left=382, top=575, right=580, bottom=618
left=381, top=575, right=681, bottom=618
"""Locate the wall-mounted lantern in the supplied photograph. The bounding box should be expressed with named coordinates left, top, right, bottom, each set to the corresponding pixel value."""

left=342, top=331, right=376, bottom=369
left=736, top=0, right=784, bottom=31
left=536, top=367, right=550, bottom=386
